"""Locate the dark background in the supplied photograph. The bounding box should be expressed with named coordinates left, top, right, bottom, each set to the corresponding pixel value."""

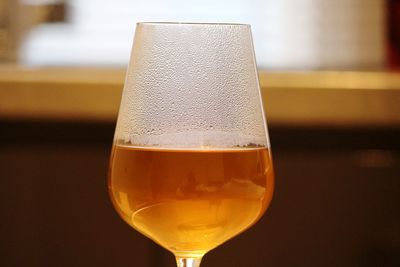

left=1, top=120, right=399, bottom=267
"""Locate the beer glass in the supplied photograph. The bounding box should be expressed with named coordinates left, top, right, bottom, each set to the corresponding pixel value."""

left=108, top=22, right=274, bottom=267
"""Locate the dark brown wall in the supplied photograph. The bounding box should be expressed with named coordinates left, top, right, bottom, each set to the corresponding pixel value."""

left=1, top=121, right=399, bottom=267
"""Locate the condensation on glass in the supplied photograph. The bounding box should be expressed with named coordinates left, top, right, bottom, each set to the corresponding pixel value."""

left=115, top=22, right=269, bottom=149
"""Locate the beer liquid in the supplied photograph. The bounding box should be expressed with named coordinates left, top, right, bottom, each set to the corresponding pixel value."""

left=109, top=145, right=274, bottom=257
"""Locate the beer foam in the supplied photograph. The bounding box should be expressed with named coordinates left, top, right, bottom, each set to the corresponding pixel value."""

left=122, top=131, right=268, bottom=148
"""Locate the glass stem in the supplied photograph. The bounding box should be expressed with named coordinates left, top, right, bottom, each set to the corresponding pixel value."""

left=176, top=257, right=202, bottom=267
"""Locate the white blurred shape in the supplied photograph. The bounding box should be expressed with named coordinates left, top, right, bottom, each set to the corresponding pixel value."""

left=20, top=0, right=385, bottom=69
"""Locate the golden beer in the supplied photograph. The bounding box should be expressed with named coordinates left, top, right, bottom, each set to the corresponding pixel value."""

left=109, top=145, right=274, bottom=257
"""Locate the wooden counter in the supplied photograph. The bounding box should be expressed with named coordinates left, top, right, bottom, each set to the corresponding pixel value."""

left=0, top=65, right=399, bottom=127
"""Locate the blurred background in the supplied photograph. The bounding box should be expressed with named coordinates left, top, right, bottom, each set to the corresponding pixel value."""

left=0, top=0, right=400, bottom=266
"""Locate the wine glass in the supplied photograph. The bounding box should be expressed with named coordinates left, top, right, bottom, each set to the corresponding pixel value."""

left=108, top=22, right=274, bottom=267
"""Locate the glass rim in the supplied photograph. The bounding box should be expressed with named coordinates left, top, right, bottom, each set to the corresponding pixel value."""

left=137, top=22, right=250, bottom=27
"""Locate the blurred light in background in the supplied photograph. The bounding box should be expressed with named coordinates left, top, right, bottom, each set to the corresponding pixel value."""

left=17, top=0, right=386, bottom=69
